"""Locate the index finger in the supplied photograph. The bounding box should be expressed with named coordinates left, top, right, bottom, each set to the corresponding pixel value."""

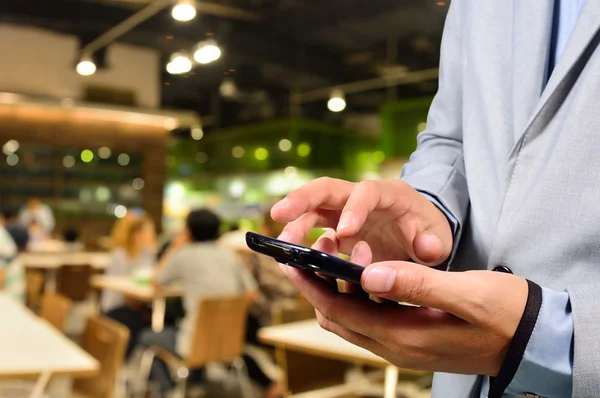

left=271, top=177, right=354, bottom=223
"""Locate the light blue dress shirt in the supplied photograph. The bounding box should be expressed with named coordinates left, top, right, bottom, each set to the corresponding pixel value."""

left=415, top=1, right=585, bottom=396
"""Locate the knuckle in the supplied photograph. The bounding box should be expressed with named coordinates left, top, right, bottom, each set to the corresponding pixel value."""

left=357, top=180, right=376, bottom=192
left=314, top=176, right=335, bottom=186
left=398, top=270, right=428, bottom=304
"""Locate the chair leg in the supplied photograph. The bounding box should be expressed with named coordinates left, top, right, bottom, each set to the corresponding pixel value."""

left=137, top=348, right=156, bottom=398
left=232, top=357, right=253, bottom=398
left=172, top=367, right=189, bottom=398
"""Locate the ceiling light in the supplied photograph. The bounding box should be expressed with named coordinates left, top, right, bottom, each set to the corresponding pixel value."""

left=166, top=53, right=192, bottom=75
left=327, top=89, right=346, bottom=112
left=193, top=41, right=221, bottom=64
left=76, top=56, right=97, bottom=76
left=172, top=0, right=197, bottom=21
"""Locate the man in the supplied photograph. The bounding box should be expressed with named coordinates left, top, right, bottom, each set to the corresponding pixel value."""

left=139, top=209, right=257, bottom=395
left=18, top=197, right=55, bottom=235
left=271, top=1, right=597, bottom=397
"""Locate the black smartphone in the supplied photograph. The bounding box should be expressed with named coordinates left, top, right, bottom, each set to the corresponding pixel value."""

left=245, top=231, right=364, bottom=285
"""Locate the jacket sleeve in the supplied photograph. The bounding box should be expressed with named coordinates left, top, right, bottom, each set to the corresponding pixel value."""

left=400, top=0, right=469, bottom=236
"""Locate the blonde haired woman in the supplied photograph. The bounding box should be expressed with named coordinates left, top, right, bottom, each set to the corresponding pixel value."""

left=102, top=217, right=156, bottom=357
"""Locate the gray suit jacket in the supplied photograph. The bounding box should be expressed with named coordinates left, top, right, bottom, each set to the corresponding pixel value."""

left=401, top=0, right=600, bottom=397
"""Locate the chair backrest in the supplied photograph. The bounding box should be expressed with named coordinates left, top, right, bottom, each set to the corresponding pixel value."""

left=39, top=293, right=72, bottom=332
left=74, top=316, right=129, bottom=398
left=57, top=264, right=92, bottom=302
left=25, top=270, right=44, bottom=310
left=186, top=294, right=251, bottom=368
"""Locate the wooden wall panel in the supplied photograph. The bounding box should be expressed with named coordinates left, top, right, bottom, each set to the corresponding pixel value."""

left=0, top=104, right=169, bottom=244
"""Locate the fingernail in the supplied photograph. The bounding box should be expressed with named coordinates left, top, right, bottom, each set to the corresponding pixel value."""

left=278, top=232, right=290, bottom=241
left=363, top=266, right=397, bottom=293
left=422, top=233, right=444, bottom=260
left=337, top=212, right=353, bottom=231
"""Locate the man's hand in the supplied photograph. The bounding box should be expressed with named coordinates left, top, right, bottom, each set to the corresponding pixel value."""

left=271, top=178, right=452, bottom=265
left=281, top=234, right=529, bottom=376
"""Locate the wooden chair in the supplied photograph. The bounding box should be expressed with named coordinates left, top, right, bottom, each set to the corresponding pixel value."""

left=73, top=316, right=130, bottom=398
left=39, top=293, right=72, bottom=332
left=25, top=269, right=44, bottom=310
left=56, top=264, right=92, bottom=302
left=139, top=294, right=252, bottom=397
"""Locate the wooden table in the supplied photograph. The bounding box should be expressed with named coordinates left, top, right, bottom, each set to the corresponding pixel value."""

left=259, top=320, right=426, bottom=398
left=21, top=252, right=111, bottom=293
left=0, top=294, right=99, bottom=396
left=90, top=275, right=182, bottom=332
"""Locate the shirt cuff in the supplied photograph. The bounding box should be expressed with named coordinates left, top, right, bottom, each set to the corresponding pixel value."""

left=480, top=288, right=574, bottom=398
left=416, top=191, right=460, bottom=267
left=505, top=287, right=573, bottom=397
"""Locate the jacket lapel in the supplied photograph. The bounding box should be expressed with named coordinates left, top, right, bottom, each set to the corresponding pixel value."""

left=511, top=0, right=555, bottom=143
left=511, top=0, right=600, bottom=153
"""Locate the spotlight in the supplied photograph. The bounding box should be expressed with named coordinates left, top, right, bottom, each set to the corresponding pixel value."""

left=193, top=41, right=221, bottom=64
left=166, top=52, right=193, bottom=75
left=76, top=56, right=97, bottom=76
left=172, top=0, right=196, bottom=21
left=327, top=89, right=346, bottom=112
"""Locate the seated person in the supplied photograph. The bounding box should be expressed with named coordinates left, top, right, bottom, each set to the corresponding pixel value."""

left=139, top=209, right=258, bottom=396
left=2, top=210, right=29, bottom=251
left=103, top=217, right=156, bottom=358
left=18, top=197, right=55, bottom=235
left=62, top=226, right=84, bottom=251
left=0, top=226, right=25, bottom=303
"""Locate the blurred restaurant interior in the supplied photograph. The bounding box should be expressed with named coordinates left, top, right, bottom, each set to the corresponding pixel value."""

left=0, top=0, right=447, bottom=397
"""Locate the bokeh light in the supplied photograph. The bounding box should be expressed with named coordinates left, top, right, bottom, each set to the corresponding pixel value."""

left=297, top=143, right=311, bottom=157
left=80, top=149, right=94, bottom=163
left=118, top=153, right=130, bottom=166
left=63, top=155, right=76, bottom=168
left=255, top=147, right=269, bottom=161
left=232, top=146, right=245, bottom=158
left=278, top=139, right=292, bottom=152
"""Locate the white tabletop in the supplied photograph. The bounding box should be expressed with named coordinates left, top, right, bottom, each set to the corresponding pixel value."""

left=90, top=275, right=182, bottom=301
left=20, top=252, right=111, bottom=270
left=259, top=320, right=392, bottom=367
left=0, top=294, right=99, bottom=379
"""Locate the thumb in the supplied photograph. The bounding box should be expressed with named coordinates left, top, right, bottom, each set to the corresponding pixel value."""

left=411, top=199, right=454, bottom=266
left=360, top=261, right=502, bottom=322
